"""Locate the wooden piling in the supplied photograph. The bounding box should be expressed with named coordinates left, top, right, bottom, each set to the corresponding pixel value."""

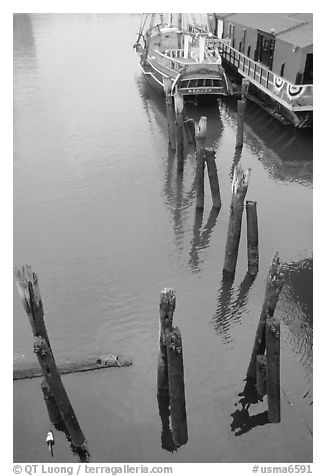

left=14, top=265, right=51, bottom=350
left=241, top=78, right=250, bottom=100
left=165, top=326, right=188, bottom=446
left=14, top=265, right=86, bottom=448
left=195, top=116, right=207, bottom=209
left=266, top=307, right=281, bottom=422
left=246, top=200, right=259, bottom=275
left=223, top=164, right=250, bottom=276
left=163, top=77, right=176, bottom=150
left=157, top=288, right=176, bottom=397
left=256, top=355, right=267, bottom=399
left=183, top=113, right=196, bottom=144
left=236, top=99, right=247, bottom=149
left=205, top=147, right=221, bottom=209
left=174, top=90, right=184, bottom=172
left=41, top=379, right=65, bottom=429
left=34, top=336, right=85, bottom=446
left=246, top=252, right=284, bottom=381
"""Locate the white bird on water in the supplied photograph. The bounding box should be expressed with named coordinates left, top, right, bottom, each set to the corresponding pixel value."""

left=46, top=431, right=54, bottom=457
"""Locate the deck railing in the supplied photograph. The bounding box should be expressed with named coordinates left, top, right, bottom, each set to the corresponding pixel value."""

left=217, top=39, right=313, bottom=112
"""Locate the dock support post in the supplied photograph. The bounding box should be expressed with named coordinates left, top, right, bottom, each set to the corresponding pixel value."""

left=174, top=90, right=184, bottom=173
left=246, top=200, right=259, bottom=275
left=157, top=289, right=175, bottom=397
left=236, top=79, right=249, bottom=148
left=223, top=164, right=250, bottom=276
left=183, top=113, right=196, bottom=144
left=34, top=337, right=85, bottom=446
left=41, top=379, right=65, bottom=430
left=163, top=77, right=176, bottom=150
left=14, top=265, right=86, bottom=448
left=165, top=326, right=188, bottom=446
left=195, top=116, right=207, bottom=209
left=205, top=147, right=221, bottom=209
left=266, top=305, right=281, bottom=422
left=246, top=252, right=284, bottom=381
left=256, top=355, right=267, bottom=399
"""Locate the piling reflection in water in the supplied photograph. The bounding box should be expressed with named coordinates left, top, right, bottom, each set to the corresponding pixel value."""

left=157, top=395, right=180, bottom=453
left=220, top=100, right=313, bottom=186
left=189, top=207, right=220, bottom=273
left=212, top=273, right=256, bottom=345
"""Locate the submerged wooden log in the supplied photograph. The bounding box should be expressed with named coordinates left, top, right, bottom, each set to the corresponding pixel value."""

left=256, top=354, right=267, bottom=399
left=246, top=252, right=284, bottom=381
left=34, top=336, right=85, bottom=447
left=14, top=353, right=132, bottom=380
left=157, top=288, right=176, bottom=397
left=266, top=306, right=281, bottom=422
left=205, top=148, right=221, bottom=209
left=165, top=326, right=188, bottom=446
left=246, top=200, right=259, bottom=275
left=223, top=164, right=250, bottom=276
left=174, top=91, right=184, bottom=173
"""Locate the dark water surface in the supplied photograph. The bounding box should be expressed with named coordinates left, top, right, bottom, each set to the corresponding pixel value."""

left=13, top=14, right=313, bottom=463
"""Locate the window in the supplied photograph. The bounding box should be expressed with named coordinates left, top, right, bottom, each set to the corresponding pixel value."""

left=280, top=62, right=285, bottom=77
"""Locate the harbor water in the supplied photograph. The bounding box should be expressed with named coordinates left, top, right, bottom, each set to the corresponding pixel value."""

left=13, top=13, right=313, bottom=463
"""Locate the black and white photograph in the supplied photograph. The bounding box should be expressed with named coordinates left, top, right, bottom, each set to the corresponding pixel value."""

left=11, top=3, right=314, bottom=470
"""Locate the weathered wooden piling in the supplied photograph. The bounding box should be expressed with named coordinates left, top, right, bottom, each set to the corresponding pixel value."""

left=34, top=336, right=85, bottom=446
left=183, top=113, right=196, bottom=144
left=14, top=265, right=86, bottom=447
left=235, top=79, right=250, bottom=149
left=246, top=252, right=284, bottom=381
left=163, top=77, right=176, bottom=150
left=41, top=379, right=65, bottom=429
left=174, top=90, right=184, bottom=172
left=256, top=355, right=267, bottom=399
left=195, top=116, right=207, bottom=209
left=246, top=200, right=259, bottom=275
left=205, top=147, right=221, bottom=209
left=165, top=326, right=188, bottom=446
left=223, top=164, right=251, bottom=276
left=14, top=265, right=51, bottom=350
left=157, top=288, right=176, bottom=397
left=266, top=305, right=281, bottom=422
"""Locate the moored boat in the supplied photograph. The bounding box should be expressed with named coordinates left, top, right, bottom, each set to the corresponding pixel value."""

left=134, top=13, right=233, bottom=99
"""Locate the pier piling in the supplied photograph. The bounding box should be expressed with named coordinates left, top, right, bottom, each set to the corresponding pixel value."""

left=163, top=77, right=176, bottom=150
left=165, top=326, right=188, bottom=446
left=41, top=379, right=65, bottom=430
left=246, top=200, right=259, bottom=275
left=205, top=147, right=221, bottom=209
left=235, top=79, right=250, bottom=148
left=157, top=289, right=175, bottom=397
left=14, top=265, right=86, bottom=447
left=223, top=164, right=250, bottom=276
left=195, top=116, right=207, bottom=209
left=256, top=355, right=267, bottom=399
left=266, top=304, right=281, bottom=422
left=174, top=90, right=185, bottom=172
left=246, top=252, right=284, bottom=382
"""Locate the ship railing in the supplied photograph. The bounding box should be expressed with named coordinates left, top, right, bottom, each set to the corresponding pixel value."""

left=217, top=39, right=313, bottom=112
left=153, top=49, right=192, bottom=71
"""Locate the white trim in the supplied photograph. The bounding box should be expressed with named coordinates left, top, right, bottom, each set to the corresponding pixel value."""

left=139, top=62, right=164, bottom=87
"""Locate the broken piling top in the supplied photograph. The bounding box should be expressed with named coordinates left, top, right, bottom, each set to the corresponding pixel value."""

left=195, top=116, right=207, bottom=142
left=231, top=163, right=251, bottom=199
left=14, top=265, right=43, bottom=315
left=174, top=90, right=184, bottom=114
left=241, top=78, right=250, bottom=99
left=266, top=252, right=284, bottom=297
left=159, top=288, right=176, bottom=332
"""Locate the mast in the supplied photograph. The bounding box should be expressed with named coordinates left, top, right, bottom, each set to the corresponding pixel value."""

left=177, top=13, right=183, bottom=49
left=144, top=13, right=156, bottom=59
